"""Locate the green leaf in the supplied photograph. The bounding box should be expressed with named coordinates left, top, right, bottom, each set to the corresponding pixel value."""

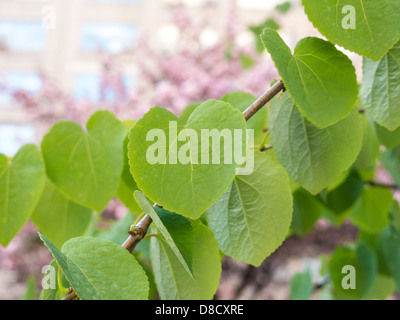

left=31, top=179, right=92, bottom=248
left=207, top=150, right=292, bottom=266
left=41, top=110, right=126, bottom=212
left=268, top=93, right=363, bottom=194
left=276, top=1, right=292, bottom=13
left=261, top=28, right=358, bottom=128
left=221, top=91, right=267, bottom=145
left=154, top=207, right=194, bottom=270
left=302, top=0, right=400, bottom=61
left=290, top=268, right=313, bottom=300
left=134, top=190, right=194, bottom=275
left=361, top=41, right=400, bottom=131
left=329, top=243, right=377, bottom=299
left=39, top=234, right=149, bottom=300
left=350, top=186, right=393, bottom=233
left=390, top=201, right=400, bottom=233
left=377, top=227, right=400, bottom=292
left=318, top=170, right=364, bottom=215
left=291, top=188, right=323, bottom=237
left=128, top=100, right=247, bottom=219
left=0, top=144, right=45, bottom=246
left=239, top=54, right=254, bottom=70
left=370, top=120, right=400, bottom=149
left=116, top=120, right=141, bottom=214
left=354, top=116, right=380, bottom=174
left=150, top=220, right=221, bottom=300
left=381, top=145, right=400, bottom=186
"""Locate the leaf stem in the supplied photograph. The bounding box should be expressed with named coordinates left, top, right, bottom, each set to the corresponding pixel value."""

left=142, top=233, right=158, bottom=240
left=259, top=130, right=270, bottom=152
left=57, top=267, right=70, bottom=293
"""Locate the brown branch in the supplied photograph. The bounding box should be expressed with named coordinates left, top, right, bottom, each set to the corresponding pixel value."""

left=122, top=213, right=153, bottom=253
left=365, top=181, right=399, bottom=191
left=62, top=290, right=78, bottom=301
left=243, top=80, right=285, bottom=121
left=259, top=145, right=273, bottom=152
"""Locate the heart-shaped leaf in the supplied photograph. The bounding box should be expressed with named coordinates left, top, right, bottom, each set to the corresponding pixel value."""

left=207, top=150, right=293, bottom=266
left=261, top=28, right=358, bottom=128
left=41, top=111, right=126, bottom=212
left=39, top=234, right=149, bottom=300
left=128, top=100, right=247, bottom=219
left=303, top=0, right=400, bottom=61
left=0, top=144, right=45, bottom=246
left=268, top=93, right=362, bottom=194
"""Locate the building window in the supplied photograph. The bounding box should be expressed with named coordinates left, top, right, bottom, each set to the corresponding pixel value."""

left=0, top=71, right=41, bottom=106
left=0, top=20, right=46, bottom=52
left=0, top=123, right=36, bottom=157
left=74, top=73, right=134, bottom=104
left=80, top=22, right=137, bottom=54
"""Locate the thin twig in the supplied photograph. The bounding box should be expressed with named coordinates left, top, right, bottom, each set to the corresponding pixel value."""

left=122, top=213, right=153, bottom=253
left=243, top=80, right=285, bottom=121
left=259, top=131, right=270, bottom=152
left=365, top=181, right=399, bottom=191
left=62, top=289, right=78, bottom=300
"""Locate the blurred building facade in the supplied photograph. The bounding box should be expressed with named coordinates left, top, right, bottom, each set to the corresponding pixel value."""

left=0, top=0, right=301, bottom=156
